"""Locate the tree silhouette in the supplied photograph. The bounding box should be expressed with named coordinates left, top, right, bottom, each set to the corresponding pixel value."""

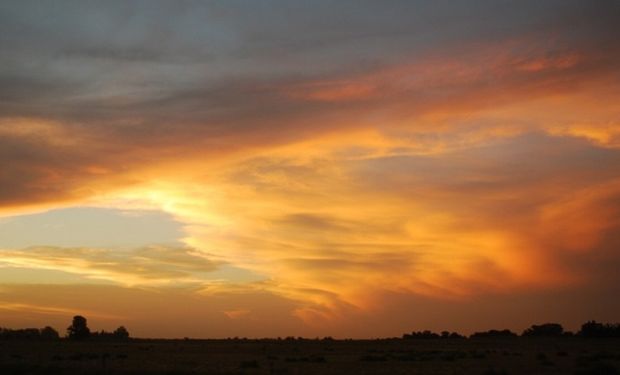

left=67, top=315, right=90, bottom=340
left=113, top=326, right=130, bottom=339
left=40, top=326, right=59, bottom=340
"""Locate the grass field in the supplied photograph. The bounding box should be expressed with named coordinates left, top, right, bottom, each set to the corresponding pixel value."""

left=1, top=338, right=620, bottom=374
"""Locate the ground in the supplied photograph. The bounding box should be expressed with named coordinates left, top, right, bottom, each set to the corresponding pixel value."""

left=1, top=338, right=620, bottom=374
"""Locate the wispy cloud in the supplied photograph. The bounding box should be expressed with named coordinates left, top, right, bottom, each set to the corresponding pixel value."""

left=0, top=245, right=219, bottom=286
left=1, top=0, right=620, bottom=335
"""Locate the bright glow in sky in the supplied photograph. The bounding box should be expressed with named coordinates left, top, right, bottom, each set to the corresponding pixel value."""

left=1, top=0, right=620, bottom=338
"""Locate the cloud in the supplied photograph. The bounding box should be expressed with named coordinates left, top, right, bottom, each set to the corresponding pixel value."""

left=223, top=309, right=251, bottom=320
left=0, top=245, right=219, bottom=286
left=149, top=133, right=620, bottom=316
left=1, top=0, right=620, bottom=335
left=1, top=5, right=619, bottom=212
left=0, top=302, right=124, bottom=320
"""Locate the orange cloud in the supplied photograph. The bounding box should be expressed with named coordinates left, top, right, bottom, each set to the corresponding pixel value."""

left=223, top=309, right=251, bottom=320
left=1, top=25, right=620, bottom=333
left=283, top=80, right=377, bottom=102
left=515, top=53, right=581, bottom=72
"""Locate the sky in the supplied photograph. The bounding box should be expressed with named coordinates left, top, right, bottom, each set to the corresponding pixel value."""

left=1, top=0, right=620, bottom=338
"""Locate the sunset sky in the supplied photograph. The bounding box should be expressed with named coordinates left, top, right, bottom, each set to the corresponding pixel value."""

left=1, top=1, right=620, bottom=338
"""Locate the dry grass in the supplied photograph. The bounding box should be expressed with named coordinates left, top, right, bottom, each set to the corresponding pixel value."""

left=1, top=337, right=619, bottom=374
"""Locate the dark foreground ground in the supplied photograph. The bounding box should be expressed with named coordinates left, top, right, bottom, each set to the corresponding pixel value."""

left=1, top=338, right=620, bottom=375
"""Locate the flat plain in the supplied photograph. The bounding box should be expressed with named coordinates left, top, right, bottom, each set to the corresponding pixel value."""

left=2, top=338, right=620, bottom=374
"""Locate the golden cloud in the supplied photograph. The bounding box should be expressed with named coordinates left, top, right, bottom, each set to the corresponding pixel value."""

left=1, top=26, right=620, bottom=328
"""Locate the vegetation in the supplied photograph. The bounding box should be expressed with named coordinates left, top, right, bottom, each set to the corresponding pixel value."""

left=470, top=329, right=518, bottom=339
left=522, top=323, right=565, bottom=337
left=403, top=330, right=464, bottom=339
left=2, top=316, right=129, bottom=342
left=404, top=321, right=620, bottom=340
left=1, top=334, right=619, bottom=375
left=579, top=321, right=620, bottom=338
left=66, top=315, right=90, bottom=340
left=0, top=318, right=619, bottom=374
left=4, top=318, right=620, bottom=343
left=0, top=326, right=59, bottom=340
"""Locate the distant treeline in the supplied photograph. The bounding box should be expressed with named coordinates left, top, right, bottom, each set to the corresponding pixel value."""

left=0, top=315, right=129, bottom=341
left=403, top=321, right=620, bottom=339
left=0, top=326, right=60, bottom=340
left=2, top=318, right=619, bottom=341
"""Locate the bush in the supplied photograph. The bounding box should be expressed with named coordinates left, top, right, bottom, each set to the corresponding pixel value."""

left=522, top=323, right=564, bottom=337
left=470, top=329, right=517, bottom=339
left=579, top=321, right=620, bottom=338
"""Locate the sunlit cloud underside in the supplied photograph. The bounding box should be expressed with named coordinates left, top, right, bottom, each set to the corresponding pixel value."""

left=1, top=1, right=620, bottom=337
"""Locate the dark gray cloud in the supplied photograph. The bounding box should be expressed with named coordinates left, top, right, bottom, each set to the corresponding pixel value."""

left=1, top=0, right=618, bottom=127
